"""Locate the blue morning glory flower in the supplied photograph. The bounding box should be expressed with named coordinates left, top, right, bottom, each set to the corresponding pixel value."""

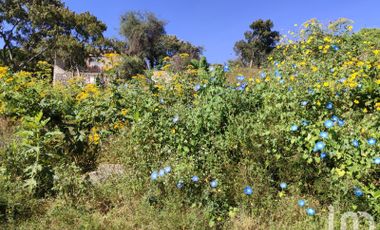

left=275, top=70, right=281, bottom=77
left=354, top=188, right=363, bottom=197
left=236, top=83, right=247, bottom=91
left=290, top=125, right=299, bottom=132
left=330, top=68, right=335, bottom=73
left=324, top=120, right=334, bottom=129
left=320, top=152, right=327, bottom=159
left=279, top=79, right=285, bottom=84
left=210, top=180, right=218, bottom=188
left=373, top=157, right=380, bottom=165
left=301, top=101, right=308, bottom=106
left=306, top=208, right=316, bottom=216
left=236, top=75, right=245, bottom=81
left=191, top=176, right=199, bottom=182
left=274, top=61, right=279, bottom=66
left=158, top=169, right=165, bottom=177
left=164, top=166, right=171, bottom=173
left=172, top=114, right=179, bottom=124
left=367, top=138, right=377, bottom=145
left=223, top=64, right=229, bottom=72
left=260, top=72, right=266, bottom=79
left=331, top=44, right=339, bottom=51
left=159, top=98, right=165, bottom=104
left=244, top=186, right=253, bottom=195
left=338, top=78, right=346, bottom=83
left=194, top=84, right=201, bottom=91
left=308, top=88, right=315, bottom=95
left=352, top=140, right=359, bottom=148
left=314, top=141, right=326, bottom=152
left=326, top=102, right=334, bottom=110
left=337, top=119, right=345, bottom=127
left=151, top=171, right=158, bottom=181
left=331, top=115, right=339, bottom=122
left=320, top=131, right=328, bottom=139
left=279, top=182, right=287, bottom=189
left=292, top=64, right=297, bottom=68
left=177, top=181, right=184, bottom=189
left=302, top=120, right=310, bottom=126
left=288, top=87, right=293, bottom=92
left=298, top=200, right=306, bottom=207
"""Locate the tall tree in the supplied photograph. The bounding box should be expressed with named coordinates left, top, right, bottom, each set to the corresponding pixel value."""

left=120, top=11, right=166, bottom=69
left=119, top=11, right=202, bottom=69
left=157, top=35, right=203, bottom=60
left=0, top=0, right=108, bottom=71
left=234, top=19, right=280, bottom=67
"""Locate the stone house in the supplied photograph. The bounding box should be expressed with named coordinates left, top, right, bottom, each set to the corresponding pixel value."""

left=53, top=55, right=114, bottom=85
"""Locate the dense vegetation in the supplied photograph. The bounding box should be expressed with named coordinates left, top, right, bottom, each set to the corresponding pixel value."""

left=0, top=17, right=379, bottom=229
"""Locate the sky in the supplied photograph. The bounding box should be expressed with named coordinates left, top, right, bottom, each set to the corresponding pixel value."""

left=2, top=0, right=380, bottom=63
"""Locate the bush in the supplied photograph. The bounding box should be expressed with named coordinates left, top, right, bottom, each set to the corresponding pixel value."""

left=0, top=19, right=379, bottom=227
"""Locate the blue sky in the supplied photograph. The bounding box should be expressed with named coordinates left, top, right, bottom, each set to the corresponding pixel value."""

left=62, top=0, right=380, bottom=63
left=2, top=1, right=380, bottom=63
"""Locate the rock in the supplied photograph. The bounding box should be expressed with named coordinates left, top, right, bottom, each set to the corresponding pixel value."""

left=87, top=163, right=125, bottom=184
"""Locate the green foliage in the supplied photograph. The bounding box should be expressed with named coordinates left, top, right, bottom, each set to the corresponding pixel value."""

left=52, top=163, right=88, bottom=200
left=120, top=11, right=166, bottom=68
left=118, top=55, right=146, bottom=79
left=234, top=19, right=280, bottom=67
left=120, top=11, right=202, bottom=69
left=0, top=0, right=108, bottom=71
left=158, top=35, right=203, bottom=60
left=0, top=19, right=379, bottom=228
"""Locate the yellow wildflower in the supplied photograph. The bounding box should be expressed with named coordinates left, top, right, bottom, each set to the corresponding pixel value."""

left=76, top=84, right=99, bottom=101
left=375, top=102, right=380, bottom=111
left=121, top=109, right=128, bottom=116
left=179, top=53, right=189, bottom=59
left=356, top=61, right=364, bottom=67
left=335, top=168, right=346, bottom=178
left=354, top=100, right=359, bottom=104
left=5, top=77, right=13, bottom=83
left=323, top=37, right=332, bottom=43
left=89, top=127, right=100, bottom=145
left=0, top=66, right=8, bottom=78
left=162, top=64, right=171, bottom=71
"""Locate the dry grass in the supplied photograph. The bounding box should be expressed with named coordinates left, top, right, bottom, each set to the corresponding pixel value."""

left=0, top=117, right=15, bottom=150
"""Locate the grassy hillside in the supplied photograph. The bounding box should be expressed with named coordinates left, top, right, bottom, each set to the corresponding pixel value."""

left=0, top=21, right=379, bottom=229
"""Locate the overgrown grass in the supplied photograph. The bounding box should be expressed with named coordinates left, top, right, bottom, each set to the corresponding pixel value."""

left=7, top=133, right=375, bottom=229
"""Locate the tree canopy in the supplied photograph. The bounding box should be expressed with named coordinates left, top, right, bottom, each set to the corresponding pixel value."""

left=234, top=19, right=280, bottom=67
left=0, top=0, right=108, bottom=71
left=158, top=35, right=203, bottom=60
left=120, top=11, right=202, bottom=69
